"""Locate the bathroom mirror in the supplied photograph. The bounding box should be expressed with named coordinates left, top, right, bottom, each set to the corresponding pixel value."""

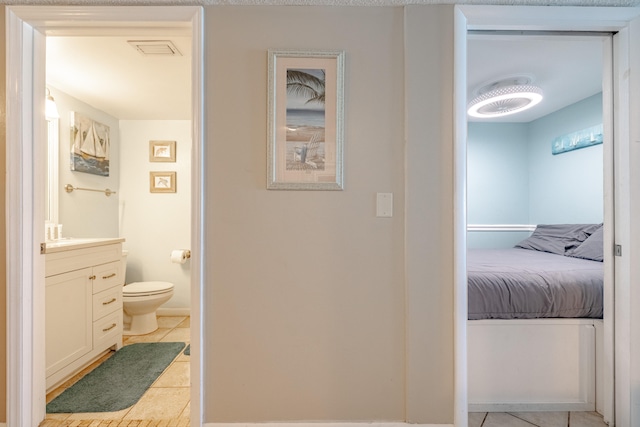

left=46, top=118, right=59, bottom=225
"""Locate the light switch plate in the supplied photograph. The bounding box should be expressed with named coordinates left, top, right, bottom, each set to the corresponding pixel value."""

left=376, top=193, right=393, bottom=217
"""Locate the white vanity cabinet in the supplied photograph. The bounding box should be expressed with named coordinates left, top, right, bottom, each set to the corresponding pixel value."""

left=43, top=238, right=125, bottom=390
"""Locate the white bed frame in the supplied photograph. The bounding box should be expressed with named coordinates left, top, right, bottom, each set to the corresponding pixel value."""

left=468, top=318, right=604, bottom=413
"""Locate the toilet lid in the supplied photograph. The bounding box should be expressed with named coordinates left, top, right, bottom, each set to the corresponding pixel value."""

left=124, top=281, right=174, bottom=296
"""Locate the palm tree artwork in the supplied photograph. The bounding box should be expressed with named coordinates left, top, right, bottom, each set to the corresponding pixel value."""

left=285, top=68, right=326, bottom=171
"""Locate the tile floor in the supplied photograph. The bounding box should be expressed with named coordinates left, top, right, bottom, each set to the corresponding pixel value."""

left=42, top=316, right=191, bottom=427
left=470, top=411, right=608, bottom=427
left=42, top=318, right=608, bottom=427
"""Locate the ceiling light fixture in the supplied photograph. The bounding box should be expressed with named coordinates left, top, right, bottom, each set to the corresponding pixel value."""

left=468, top=76, right=543, bottom=119
left=45, top=87, right=59, bottom=120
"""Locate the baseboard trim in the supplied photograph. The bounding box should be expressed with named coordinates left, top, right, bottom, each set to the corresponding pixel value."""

left=157, top=307, right=191, bottom=316
left=469, top=402, right=594, bottom=412
left=206, top=423, right=453, bottom=427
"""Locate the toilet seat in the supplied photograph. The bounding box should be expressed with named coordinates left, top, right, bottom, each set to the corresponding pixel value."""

left=123, top=281, right=174, bottom=297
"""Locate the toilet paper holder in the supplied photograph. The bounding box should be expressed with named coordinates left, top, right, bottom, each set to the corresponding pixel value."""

left=171, top=249, right=191, bottom=264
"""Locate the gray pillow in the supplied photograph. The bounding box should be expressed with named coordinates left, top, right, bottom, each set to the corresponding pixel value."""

left=566, top=225, right=604, bottom=262
left=515, top=223, right=601, bottom=255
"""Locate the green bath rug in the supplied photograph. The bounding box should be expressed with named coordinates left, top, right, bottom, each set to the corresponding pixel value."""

left=47, top=342, right=186, bottom=413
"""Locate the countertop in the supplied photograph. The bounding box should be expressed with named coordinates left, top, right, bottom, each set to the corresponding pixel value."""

left=41, top=237, right=125, bottom=254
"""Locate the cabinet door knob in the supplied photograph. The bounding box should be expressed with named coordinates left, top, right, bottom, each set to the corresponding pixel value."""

left=102, top=273, right=116, bottom=279
left=89, top=275, right=96, bottom=280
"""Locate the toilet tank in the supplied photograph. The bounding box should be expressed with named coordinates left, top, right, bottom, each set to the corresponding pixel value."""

left=121, top=250, right=128, bottom=285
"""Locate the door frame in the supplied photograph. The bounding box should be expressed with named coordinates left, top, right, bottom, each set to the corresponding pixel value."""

left=463, top=29, right=613, bottom=416
left=453, top=6, right=640, bottom=427
left=5, top=6, right=205, bottom=427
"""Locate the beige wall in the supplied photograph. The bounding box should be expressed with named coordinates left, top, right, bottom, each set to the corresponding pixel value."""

left=404, top=5, right=456, bottom=423
left=0, top=6, right=6, bottom=424
left=205, top=5, right=455, bottom=424
left=0, top=5, right=457, bottom=424
left=206, top=5, right=406, bottom=423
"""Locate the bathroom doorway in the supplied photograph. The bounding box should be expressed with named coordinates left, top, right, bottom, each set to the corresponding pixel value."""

left=5, top=6, right=204, bottom=427
left=44, top=33, right=193, bottom=417
left=45, top=35, right=193, bottom=323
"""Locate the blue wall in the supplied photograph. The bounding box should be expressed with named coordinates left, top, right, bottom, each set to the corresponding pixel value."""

left=527, top=93, right=603, bottom=224
left=467, top=123, right=530, bottom=248
left=467, top=93, right=603, bottom=248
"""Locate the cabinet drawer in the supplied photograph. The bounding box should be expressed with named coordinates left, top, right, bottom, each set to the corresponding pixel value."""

left=93, top=286, right=122, bottom=320
left=93, top=310, right=122, bottom=350
left=92, top=261, right=123, bottom=294
left=46, top=243, right=122, bottom=277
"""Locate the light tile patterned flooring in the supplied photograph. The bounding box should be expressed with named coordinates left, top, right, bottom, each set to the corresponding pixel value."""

left=41, top=317, right=608, bottom=427
left=41, top=316, right=191, bottom=427
left=470, top=411, right=608, bottom=427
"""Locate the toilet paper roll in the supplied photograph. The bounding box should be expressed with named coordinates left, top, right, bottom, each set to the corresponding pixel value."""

left=171, top=249, right=190, bottom=264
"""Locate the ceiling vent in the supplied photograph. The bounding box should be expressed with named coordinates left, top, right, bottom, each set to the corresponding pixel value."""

left=468, top=76, right=543, bottom=119
left=128, top=40, right=182, bottom=56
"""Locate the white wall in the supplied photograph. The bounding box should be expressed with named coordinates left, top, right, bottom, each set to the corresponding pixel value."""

left=119, top=120, right=191, bottom=310
left=49, top=86, right=120, bottom=238
left=46, top=91, right=191, bottom=309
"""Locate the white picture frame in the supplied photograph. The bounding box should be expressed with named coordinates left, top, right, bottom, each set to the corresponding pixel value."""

left=267, top=49, right=345, bottom=190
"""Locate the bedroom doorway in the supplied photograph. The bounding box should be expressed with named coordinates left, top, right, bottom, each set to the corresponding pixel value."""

left=5, top=6, right=204, bottom=427
left=464, top=31, right=614, bottom=423
left=454, top=8, right=640, bottom=426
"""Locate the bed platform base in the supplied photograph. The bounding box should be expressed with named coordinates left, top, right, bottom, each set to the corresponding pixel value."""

left=468, top=318, right=603, bottom=413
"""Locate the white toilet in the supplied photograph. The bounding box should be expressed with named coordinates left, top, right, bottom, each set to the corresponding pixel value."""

left=121, top=250, right=174, bottom=335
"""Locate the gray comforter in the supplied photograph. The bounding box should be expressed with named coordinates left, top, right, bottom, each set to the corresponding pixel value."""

left=468, top=248, right=603, bottom=320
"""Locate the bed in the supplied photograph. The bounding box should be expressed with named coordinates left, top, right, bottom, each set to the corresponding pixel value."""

left=468, top=248, right=603, bottom=320
left=467, top=224, right=606, bottom=413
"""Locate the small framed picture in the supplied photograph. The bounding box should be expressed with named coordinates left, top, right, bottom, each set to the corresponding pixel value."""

left=149, top=140, right=176, bottom=162
left=150, top=171, right=176, bottom=193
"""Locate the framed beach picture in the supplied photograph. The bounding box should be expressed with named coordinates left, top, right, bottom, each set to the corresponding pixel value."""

left=70, top=112, right=110, bottom=176
left=150, top=171, right=176, bottom=193
left=149, top=140, right=176, bottom=162
left=267, top=49, right=345, bottom=190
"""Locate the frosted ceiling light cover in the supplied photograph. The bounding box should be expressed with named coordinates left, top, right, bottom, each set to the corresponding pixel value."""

left=468, top=83, right=543, bottom=119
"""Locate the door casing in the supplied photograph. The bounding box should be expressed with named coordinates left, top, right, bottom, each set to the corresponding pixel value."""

left=453, top=5, right=640, bottom=427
